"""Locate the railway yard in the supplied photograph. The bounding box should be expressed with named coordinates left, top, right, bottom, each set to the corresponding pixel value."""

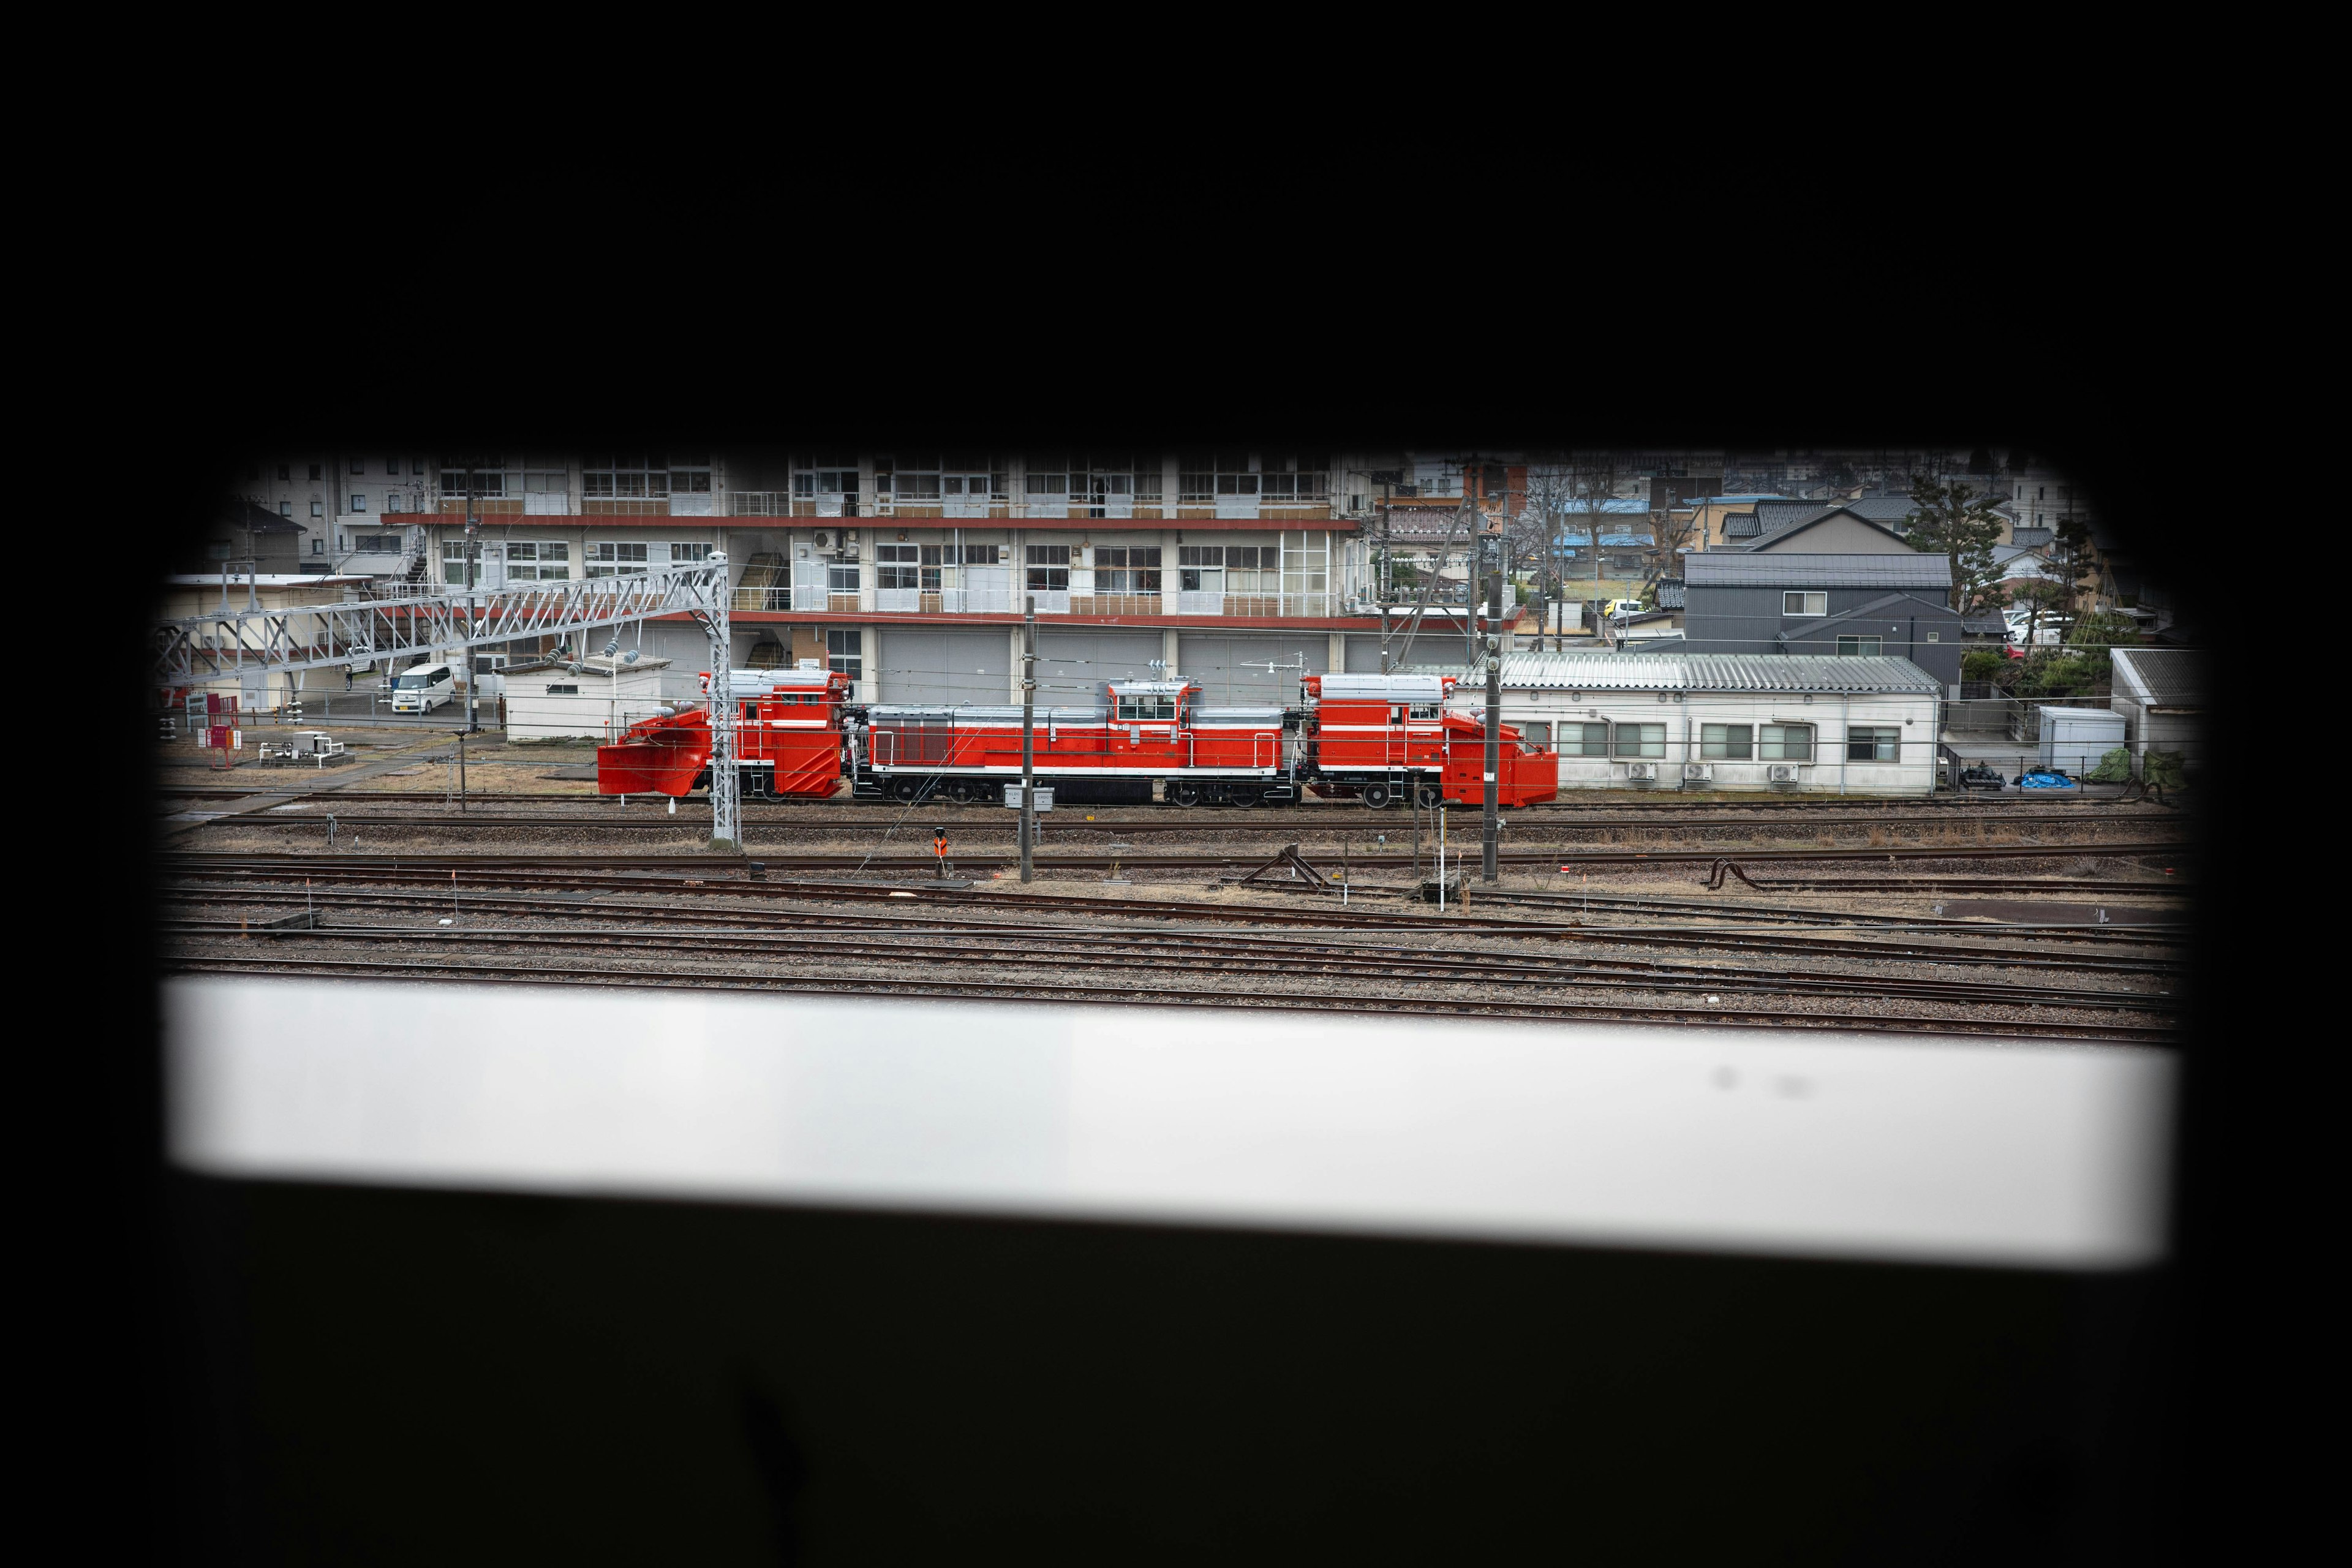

left=159, top=729, right=2193, bottom=1046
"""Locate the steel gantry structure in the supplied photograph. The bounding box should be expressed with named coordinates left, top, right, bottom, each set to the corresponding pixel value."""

left=151, top=561, right=744, bottom=845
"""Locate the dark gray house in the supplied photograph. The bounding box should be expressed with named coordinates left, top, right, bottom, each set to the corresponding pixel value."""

left=1683, top=552, right=1964, bottom=687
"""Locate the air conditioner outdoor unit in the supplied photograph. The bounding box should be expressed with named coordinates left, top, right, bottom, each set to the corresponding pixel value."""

left=1683, top=763, right=1711, bottom=780
left=812, top=530, right=833, bottom=549
left=1626, top=761, right=1658, bottom=780
left=1767, top=764, right=1800, bottom=783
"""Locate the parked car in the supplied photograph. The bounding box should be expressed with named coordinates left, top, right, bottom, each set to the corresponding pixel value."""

left=390, top=662, right=457, bottom=714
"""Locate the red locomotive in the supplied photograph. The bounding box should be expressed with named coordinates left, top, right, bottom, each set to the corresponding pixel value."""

left=595, top=669, right=1556, bottom=809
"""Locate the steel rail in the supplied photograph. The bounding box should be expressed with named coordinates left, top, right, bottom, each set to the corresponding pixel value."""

left=159, top=952, right=2180, bottom=1044
left=164, top=918, right=2175, bottom=1013
left=160, top=841, right=2191, bottom=870
left=163, top=878, right=2187, bottom=974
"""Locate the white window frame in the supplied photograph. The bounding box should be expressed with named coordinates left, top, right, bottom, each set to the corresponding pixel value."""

left=1612, top=722, right=1666, bottom=760
left=1701, top=723, right=1754, bottom=760
left=1784, top=591, right=1827, bottom=616
left=1760, top=723, right=1814, bottom=761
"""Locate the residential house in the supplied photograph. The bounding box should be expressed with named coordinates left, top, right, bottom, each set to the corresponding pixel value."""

left=1683, top=552, right=1963, bottom=687
left=1729, top=505, right=1918, bottom=555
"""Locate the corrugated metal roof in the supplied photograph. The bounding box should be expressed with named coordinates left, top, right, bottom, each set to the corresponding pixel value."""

left=1401, top=652, right=1942, bottom=695
left=2111, top=649, right=2204, bottom=708
left=1685, top=552, right=1951, bottom=588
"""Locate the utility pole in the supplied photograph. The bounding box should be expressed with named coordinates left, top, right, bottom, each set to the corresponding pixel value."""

left=1020, top=595, right=1036, bottom=883
left=1482, top=626, right=1500, bottom=883
left=463, top=473, right=481, bottom=734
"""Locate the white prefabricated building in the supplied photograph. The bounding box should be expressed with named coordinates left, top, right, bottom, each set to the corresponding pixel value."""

left=2036, top=706, right=2127, bottom=775
left=1408, top=652, right=1943, bottom=795
left=503, top=655, right=675, bottom=741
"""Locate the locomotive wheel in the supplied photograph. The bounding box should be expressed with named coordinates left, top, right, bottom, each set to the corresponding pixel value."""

left=890, top=777, right=922, bottom=802
left=1413, top=782, right=1441, bottom=810
left=1167, top=782, right=1201, bottom=808
left=1360, top=782, right=1391, bottom=810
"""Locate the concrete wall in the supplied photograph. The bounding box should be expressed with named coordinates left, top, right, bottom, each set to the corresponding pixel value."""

left=878, top=628, right=1011, bottom=705
left=1176, top=633, right=1331, bottom=704
left=1031, top=630, right=1166, bottom=704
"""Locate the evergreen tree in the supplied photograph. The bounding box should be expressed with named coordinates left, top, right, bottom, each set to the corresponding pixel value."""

left=1904, top=475, right=2007, bottom=613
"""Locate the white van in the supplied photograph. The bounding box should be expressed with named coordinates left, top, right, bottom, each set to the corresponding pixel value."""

left=390, top=662, right=458, bottom=713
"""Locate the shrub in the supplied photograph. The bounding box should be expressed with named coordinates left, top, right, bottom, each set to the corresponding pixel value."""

left=1961, top=649, right=2009, bottom=682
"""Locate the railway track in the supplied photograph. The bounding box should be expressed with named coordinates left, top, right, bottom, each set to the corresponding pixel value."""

left=159, top=951, right=2178, bottom=1045
left=162, top=874, right=2187, bottom=975
left=157, top=784, right=2178, bottom=815
left=187, top=805, right=2181, bottom=835
left=159, top=841, right=2190, bottom=872
left=162, top=917, right=2176, bottom=1014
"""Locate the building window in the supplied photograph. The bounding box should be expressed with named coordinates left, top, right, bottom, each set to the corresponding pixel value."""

left=586, top=541, right=649, bottom=577
left=1092, top=546, right=1161, bottom=594
left=279, top=500, right=292, bottom=517
left=308, top=464, right=322, bottom=481
left=1782, top=592, right=1827, bottom=616
left=276, top=463, right=290, bottom=481
left=522, top=463, right=570, bottom=497
left=385, top=458, right=401, bottom=477
left=1214, top=456, right=1258, bottom=496
left=880, top=457, right=941, bottom=500
left=351, top=494, right=366, bottom=512
left=1702, top=723, right=1753, bottom=760
left=1025, top=543, right=1070, bottom=592
left=1518, top=721, right=1552, bottom=746
left=504, top=541, right=570, bottom=581
left=827, top=563, right=859, bottom=596
left=1612, top=722, right=1665, bottom=760
left=1760, top=723, right=1813, bottom=761
left=355, top=533, right=402, bottom=553
left=826, top=627, right=862, bottom=681
left=1114, top=694, right=1177, bottom=721
left=1024, top=465, right=1071, bottom=501
left=441, top=458, right=507, bottom=497
left=546, top=684, right=579, bottom=696
left=1560, top=722, right=1611, bottom=757
left=311, top=501, right=324, bottom=517
left=1836, top=635, right=1882, bottom=655
left=1134, top=462, right=1164, bottom=500
left=1260, top=456, right=1329, bottom=500
left=1846, top=725, right=1900, bottom=762
left=1178, top=461, right=1216, bottom=503
left=580, top=456, right=709, bottom=499
left=875, top=541, right=920, bottom=590
left=311, top=538, right=324, bottom=555
left=351, top=458, right=365, bottom=475
left=669, top=541, right=710, bottom=564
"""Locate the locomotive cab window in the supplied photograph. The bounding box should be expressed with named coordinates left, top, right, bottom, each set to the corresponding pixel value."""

left=1115, top=696, right=1176, bottom=722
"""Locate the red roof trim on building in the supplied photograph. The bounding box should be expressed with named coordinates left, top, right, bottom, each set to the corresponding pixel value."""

left=382, top=514, right=1357, bottom=533
left=677, top=611, right=1445, bottom=632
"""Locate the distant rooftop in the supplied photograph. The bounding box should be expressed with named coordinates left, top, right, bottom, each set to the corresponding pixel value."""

left=1401, top=651, right=1941, bottom=695
left=1684, top=553, right=1951, bottom=589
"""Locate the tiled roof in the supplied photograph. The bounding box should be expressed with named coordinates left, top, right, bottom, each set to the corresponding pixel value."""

left=1684, top=552, right=1952, bottom=589
left=1401, top=651, right=1942, bottom=695
left=2111, top=649, right=2204, bottom=708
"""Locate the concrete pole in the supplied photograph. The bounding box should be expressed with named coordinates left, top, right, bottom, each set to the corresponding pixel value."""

left=1482, top=631, right=1501, bottom=883
left=1020, top=595, right=1036, bottom=883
